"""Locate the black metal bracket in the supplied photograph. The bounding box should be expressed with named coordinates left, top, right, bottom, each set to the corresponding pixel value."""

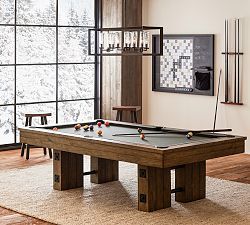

left=171, top=187, right=184, bottom=194
left=54, top=174, right=60, bottom=183
left=139, top=169, right=147, bottom=178
left=54, top=152, right=60, bottom=161
left=170, top=165, right=185, bottom=170
left=140, top=194, right=147, bottom=203
left=83, top=170, right=97, bottom=176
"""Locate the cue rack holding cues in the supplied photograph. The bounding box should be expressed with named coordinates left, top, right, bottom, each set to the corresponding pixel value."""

left=222, top=18, right=243, bottom=105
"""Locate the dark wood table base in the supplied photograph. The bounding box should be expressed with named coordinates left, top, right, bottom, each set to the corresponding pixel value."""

left=53, top=150, right=206, bottom=212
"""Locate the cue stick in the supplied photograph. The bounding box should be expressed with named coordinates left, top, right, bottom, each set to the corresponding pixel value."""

left=226, top=19, right=229, bottom=102
left=237, top=18, right=240, bottom=103
left=224, top=19, right=228, bottom=102
left=234, top=19, right=237, bottom=103
left=225, top=19, right=228, bottom=102
left=213, top=69, right=222, bottom=131
left=113, top=128, right=232, bottom=136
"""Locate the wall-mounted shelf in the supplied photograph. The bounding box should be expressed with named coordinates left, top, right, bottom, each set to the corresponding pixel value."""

left=221, top=102, right=243, bottom=105
left=223, top=18, right=243, bottom=105
left=221, top=52, right=243, bottom=55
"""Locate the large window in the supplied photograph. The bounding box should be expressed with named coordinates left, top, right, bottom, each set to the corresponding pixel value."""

left=0, top=0, right=97, bottom=145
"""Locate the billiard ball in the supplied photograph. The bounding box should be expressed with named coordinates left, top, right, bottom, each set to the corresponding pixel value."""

left=104, top=121, right=110, bottom=127
left=138, top=128, right=142, bottom=134
left=186, top=132, right=193, bottom=139
left=97, top=130, right=103, bottom=136
left=97, top=121, right=102, bottom=127
left=83, top=125, right=89, bottom=131
left=89, top=125, right=94, bottom=131
left=52, top=127, right=58, bottom=131
left=140, top=133, right=145, bottom=140
left=74, top=124, right=81, bottom=130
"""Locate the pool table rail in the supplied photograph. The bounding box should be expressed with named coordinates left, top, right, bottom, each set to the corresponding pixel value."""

left=19, top=126, right=165, bottom=168
left=19, top=122, right=246, bottom=169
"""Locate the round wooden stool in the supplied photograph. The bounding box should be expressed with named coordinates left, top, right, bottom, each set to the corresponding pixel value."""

left=21, top=113, right=52, bottom=160
left=112, top=106, right=141, bottom=123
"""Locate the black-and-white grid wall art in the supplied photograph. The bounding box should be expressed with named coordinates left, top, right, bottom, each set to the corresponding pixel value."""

left=153, top=34, right=214, bottom=96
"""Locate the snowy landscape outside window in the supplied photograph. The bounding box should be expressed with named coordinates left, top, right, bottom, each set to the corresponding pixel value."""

left=0, top=0, right=96, bottom=145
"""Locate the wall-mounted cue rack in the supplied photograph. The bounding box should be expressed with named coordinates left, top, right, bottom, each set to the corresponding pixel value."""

left=221, top=18, right=243, bottom=105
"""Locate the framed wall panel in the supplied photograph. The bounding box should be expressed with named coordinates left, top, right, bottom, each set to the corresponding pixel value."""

left=153, top=34, right=214, bottom=96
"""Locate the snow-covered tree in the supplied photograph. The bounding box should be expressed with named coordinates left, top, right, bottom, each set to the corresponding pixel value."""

left=0, top=0, right=95, bottom=145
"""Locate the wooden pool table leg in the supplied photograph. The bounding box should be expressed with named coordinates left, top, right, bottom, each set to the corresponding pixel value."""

left=175, top=161, right=206, bottom=203
left=53, top=150, right=83, bottom=191
left=138, top=165, right=171, bottom=212
left=90, top=157, right=119, bottom=184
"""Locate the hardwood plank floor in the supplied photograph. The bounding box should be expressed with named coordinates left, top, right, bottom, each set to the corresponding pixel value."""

left=207, top=154, right=250, bottom=184
left=0, top=148, right=249, bottom=225
left=0, top=148, right=53, bottom=225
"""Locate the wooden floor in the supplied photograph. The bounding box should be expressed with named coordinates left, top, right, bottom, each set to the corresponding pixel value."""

left=0, top=149, right=249, bottom=225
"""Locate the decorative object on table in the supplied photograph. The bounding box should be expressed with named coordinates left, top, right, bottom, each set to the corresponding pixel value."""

left=152, top=34, right=214, bottom=96
left=20, top=113, right=52, bottom=160
left=88, top=26, right=163, bottom=56
left=221, top=18, right=243, bottom=105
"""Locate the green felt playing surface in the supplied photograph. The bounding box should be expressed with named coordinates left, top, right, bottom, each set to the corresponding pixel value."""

left=55, top=124, right=212, bottom=148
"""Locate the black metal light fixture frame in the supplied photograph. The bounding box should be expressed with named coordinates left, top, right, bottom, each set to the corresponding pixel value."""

left=88, top=26, right=163, bottom=56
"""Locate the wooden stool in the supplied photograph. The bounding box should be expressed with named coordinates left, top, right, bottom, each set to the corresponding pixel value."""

left=21, top=113, right=52, bottom=160
left=112, top=106, right=141, bottom=123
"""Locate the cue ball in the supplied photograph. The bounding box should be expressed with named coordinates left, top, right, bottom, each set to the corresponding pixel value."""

left=52, top=127, right=58, bottom=131
left=140, top=133, right=145, bottom=140
left=186, top=132, right=193, bottom=139
left=74, top=124, right=81, bottom=130
left=104, top=121, right=110, bottom=127
left=97, top=130, right=103, bottom=136
left=138, top=128, right=142, bottom=134
left=97, top=121, right=102, bottom=127
left=89, top=125, right=94, bottom=131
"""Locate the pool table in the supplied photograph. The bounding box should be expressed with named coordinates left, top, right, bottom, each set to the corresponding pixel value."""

left=19, top=119, right=246, bottom=212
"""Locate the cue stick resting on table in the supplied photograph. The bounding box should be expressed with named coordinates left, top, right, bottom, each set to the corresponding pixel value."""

left=213, top=69, right=222, bottom=131
left=113, top=128, right=232, bottom=136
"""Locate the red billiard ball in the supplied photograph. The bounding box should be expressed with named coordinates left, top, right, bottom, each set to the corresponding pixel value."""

left=104, top=121, right=110, bottom=127
left=52, top=127, right=58, bottom=131
left=140, top=133, right=145, bottom=140
left=97, top=130, right=103, bottom=136
left=97, top=121, right=102, bottom=127
left=74, top=124, right=81, bottom=130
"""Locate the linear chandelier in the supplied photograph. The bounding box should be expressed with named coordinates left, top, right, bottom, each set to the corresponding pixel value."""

left=88, top=26, right=163, bottom=56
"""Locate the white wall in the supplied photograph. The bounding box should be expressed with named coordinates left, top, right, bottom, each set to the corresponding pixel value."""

left=142, top=0, right=250, bottom=153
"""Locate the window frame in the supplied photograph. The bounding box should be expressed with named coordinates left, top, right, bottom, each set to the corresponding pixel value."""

left=0, top=0, right=100, bottom=148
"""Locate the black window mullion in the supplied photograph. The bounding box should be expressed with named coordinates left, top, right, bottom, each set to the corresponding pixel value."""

left=0, top=24, right=95, bottom=29
left=94, top=0, right=101, bottom=119
left=0, top=98, right=95, bottom=108
left=0, top=62, right=95, bottom=67
left=14, top=0, right=17, bottom=143
left=56, top=0, right=59, bottom=123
